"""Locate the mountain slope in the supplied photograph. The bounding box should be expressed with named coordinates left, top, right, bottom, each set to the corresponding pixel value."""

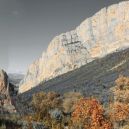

left=20, top=1, right=129, bottom=93
left=19, top=48, right=129, bottom=104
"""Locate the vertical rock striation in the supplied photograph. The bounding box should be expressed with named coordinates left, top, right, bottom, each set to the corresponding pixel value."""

left=19, top=1, right=129, bottom=93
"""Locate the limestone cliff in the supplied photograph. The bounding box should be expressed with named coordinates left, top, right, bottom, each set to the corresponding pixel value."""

left=19, top=1, right=129, bottom=93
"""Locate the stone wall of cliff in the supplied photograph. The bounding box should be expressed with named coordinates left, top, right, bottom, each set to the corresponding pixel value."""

left=0, top=69, right=16, bottom=113
left=19, top=1, right=129, bottom=93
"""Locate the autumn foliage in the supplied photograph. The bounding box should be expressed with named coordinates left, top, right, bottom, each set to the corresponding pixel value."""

left=72, top=98, right=112, bottom=129
left=110, top=102, right=129, bottom=122
left=33, top=92, right=62, bottom=123
left=112, top=75, right=129, bottom=103
left=63, top=92, right=82, bottom=113
left=23, top=75, right=129, bottom=129
left=110, top=75, right=129, bottom=128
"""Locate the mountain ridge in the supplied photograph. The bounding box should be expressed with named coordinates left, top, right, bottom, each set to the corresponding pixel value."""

left=19, top=1, right=129, bottom=93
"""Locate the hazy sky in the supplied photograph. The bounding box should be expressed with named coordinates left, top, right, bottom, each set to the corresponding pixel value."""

left=0, top=0, right=122, bottom=73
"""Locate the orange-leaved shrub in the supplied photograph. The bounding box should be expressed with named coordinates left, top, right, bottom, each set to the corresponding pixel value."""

left=110, top=102, right=129, bottom=122
left=71, top=98, right=112, bottom=129
left=112, top=75, right=129, bottom=103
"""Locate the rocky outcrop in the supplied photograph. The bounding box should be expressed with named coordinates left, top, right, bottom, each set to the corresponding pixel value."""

left=19, top=1, right=129, bottom=93
left=0, top=69, right=8, bottom=95
left=0, top=69, right=16, bottom=113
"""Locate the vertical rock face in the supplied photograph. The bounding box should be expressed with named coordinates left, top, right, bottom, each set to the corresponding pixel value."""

left=0, top=69, right=8, bottom=95
left=19, top=1, right=129, bottom=93
left=0, top=69, right=16, bottom=113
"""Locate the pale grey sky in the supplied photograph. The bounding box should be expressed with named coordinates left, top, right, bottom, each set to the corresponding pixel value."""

left=0, top=0, right=122, bottom=73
